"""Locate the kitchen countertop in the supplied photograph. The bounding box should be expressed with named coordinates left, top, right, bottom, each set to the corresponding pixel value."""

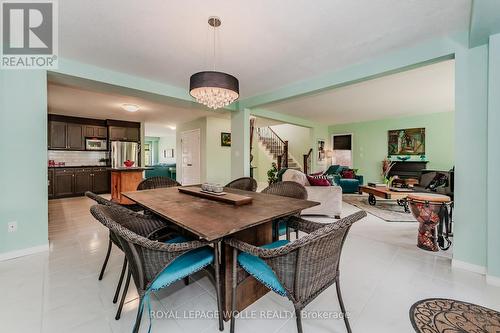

left=48, top=165, right=111, bottom=168
left=108, top=167, right=153, bottom=171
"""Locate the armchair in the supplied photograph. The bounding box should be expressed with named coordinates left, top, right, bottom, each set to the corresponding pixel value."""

left=225, top=210, right=367, bottom=333
left=90, top=204, right=224, bottom=333
left=325, top=165, right=364, bottom=194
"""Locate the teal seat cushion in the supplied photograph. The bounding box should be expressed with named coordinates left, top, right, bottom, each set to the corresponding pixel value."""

left=148, top=237, right=214, bottom=291
left=278, top=222, right=287, bottom=236
left=238, top=240, right=289, bottom=296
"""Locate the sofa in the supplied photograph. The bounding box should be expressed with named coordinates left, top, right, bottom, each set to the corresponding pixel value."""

left=145, top=163, right=176, bottom=180
left=324, top=165, right=364, bottom=194
left=413, top=169, right=454, bottom=199
left=281, top=169, right=342, bottom=218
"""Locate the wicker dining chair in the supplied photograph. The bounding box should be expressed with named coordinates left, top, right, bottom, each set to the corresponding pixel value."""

left=262, top=181, right=308, bottom=240
left=85, top=191, right=172, bottom=320
left=225, top=177, right=258, bottom=192
left=90, top=204, right=224, bottom=333
left=137, top=176, right=181, bottom=190
left=225, top=210, right=367, bottom=333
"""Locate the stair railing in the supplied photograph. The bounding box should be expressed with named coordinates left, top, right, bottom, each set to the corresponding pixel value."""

left=257, top=127, right=288, bottom=170
left=303, top=148, right=313, bottom=175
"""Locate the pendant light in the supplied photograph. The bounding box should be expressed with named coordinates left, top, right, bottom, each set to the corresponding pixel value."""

left=189, top=17, right=239, bottom=109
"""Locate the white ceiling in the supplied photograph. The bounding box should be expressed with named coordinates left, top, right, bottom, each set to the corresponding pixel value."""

left=259, top=60, right=455, bottom=124
left=59, top=0, right=471, bottom=100
left=47, top=83, right=229, bottom=137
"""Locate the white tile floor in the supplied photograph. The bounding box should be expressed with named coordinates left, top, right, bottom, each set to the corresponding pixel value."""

left=1, top=196, right=499, bottom=333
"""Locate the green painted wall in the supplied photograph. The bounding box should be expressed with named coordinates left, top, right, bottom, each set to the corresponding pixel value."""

left=329, top=112, right=455, bottom=183
left=487, top=33, right=500, bottom=278
left=206, top=117, right=232, bottom=185
left=0, top=70, right=48, bottom=254
left=454, top=44, right=489, bottom=270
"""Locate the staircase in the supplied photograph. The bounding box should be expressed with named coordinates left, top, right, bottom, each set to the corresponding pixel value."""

left=256, top=127, right=302, bottom=171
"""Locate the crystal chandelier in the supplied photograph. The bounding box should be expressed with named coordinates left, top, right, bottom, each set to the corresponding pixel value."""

left=189, top=17, right=239, bottom=110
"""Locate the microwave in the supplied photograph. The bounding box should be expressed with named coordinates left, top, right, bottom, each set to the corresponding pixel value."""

left=85, top=138, right=108, bottom=151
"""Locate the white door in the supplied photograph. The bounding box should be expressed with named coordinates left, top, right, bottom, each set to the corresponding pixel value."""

left=181, top=129, right=201, bottom=185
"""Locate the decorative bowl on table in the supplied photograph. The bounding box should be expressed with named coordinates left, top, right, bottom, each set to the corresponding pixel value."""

left=123, top=160, right=135, bottom=168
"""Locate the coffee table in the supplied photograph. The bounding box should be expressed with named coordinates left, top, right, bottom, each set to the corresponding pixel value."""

left=359, top=185, right=413, bottom=212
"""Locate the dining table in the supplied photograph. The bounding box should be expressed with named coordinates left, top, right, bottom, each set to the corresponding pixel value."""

left=121, top=185, right=319, bottom=317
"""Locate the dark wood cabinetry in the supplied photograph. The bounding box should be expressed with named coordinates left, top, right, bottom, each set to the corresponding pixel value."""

left=92, top=168, right=110, bottom=193
left=48, top=169, right=54, bottom=199
left=74, top=168, right=93, bottom=195
left=48, top=121, right=85, bottom=150
left=54, top=169, right=75, bottom=197
left=85, top=125, right=107, bottom=138
left=67, top=124, right=85, bottom=150
left=108, top=126, right=140, bottom=141
left=48, top=115, right=140, bottom=150
left=50, top=167, right=110, bottom=198
left=49, top=121, right=67, bottom=149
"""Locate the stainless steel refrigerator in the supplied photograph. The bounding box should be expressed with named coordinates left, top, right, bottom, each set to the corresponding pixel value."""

left=111, top=141, right=139, bottom=168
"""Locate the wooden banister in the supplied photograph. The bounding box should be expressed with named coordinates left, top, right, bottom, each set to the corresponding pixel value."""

left=257, top=127, right=288, bottom=170
left=303, top=148, right=313, bottom=175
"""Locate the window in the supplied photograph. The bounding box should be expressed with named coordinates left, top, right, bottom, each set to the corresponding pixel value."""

left=332, top=134, right=353, bottom=167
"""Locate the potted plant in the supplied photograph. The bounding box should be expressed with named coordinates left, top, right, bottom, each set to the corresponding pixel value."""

left=267, top=162, right=278, bottom=185
left=382, top=158, right=396, bottom=188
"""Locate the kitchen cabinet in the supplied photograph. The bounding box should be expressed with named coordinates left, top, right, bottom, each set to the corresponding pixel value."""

left=67, top=124, right=85, bottom=150
left=49, top=121, right=67, bottom=149
left=92, top=168, right=110, bottom=193
left=54, top=169, right=75, bottom=197
left=48, top=121, right=85, bottom=150
left=50, top=167, right=110, bottom=198
left=85, top=125, right=107, bottom=138
left=109, top=126, right=140, bottom=142
left=48, top=169, right=54, bottom=199
left=74, top=168, right=93, bottom=195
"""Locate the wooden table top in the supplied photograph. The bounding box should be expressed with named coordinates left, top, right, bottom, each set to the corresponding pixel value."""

left=359, top=185, right=411, bottom=199
left=122, top=186, right=320, bottom=241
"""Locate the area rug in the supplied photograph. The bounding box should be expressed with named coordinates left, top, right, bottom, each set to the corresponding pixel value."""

left=343, top=195, right=417, bottom=222
left=410, top=298, right=500, bottom=333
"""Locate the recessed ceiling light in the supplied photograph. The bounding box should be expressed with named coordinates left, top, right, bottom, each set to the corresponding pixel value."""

left=167, top=125, right=176, bottom=130
left=121, top=103, right=140, bottom=112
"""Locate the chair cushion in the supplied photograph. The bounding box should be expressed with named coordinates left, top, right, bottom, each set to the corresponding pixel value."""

left=238, top=240, right=289, bottom=296
left=148, top=237, right=214, bottom=291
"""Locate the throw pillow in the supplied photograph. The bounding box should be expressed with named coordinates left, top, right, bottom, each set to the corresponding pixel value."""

left=283, top=169, right=310, bottom=186
left=341, top=169, right=355, bottom=179
left=306, top=175, right=331, bottom=186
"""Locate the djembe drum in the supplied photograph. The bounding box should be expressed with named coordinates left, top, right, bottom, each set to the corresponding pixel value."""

left=407, top=193, right=452, bottom=252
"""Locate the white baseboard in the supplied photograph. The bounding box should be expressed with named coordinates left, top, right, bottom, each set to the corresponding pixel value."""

left=486, top=275, right=500, bottom=287
left=451, top=259, right=487, bottom=275
left=0, top=244, right=49, bottom=261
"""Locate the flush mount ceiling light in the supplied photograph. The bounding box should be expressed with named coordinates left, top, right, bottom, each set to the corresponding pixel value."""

left=121, top=103, right=140, bottom=112
left=189, top=16, right=239, bottom=110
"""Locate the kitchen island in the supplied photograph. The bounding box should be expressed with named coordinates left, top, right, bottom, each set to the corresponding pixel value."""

left=109, top=167, right=152, bottom=205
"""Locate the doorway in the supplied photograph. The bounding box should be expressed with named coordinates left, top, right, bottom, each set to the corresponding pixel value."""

left=331, top=133, right=353, bottom=167
left=181, top=128, right=201, bottom=185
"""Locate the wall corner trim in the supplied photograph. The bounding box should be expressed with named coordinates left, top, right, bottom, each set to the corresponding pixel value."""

left=0, top=244, right=49, bottom=262
left=451, top=259, right=487, bottom=275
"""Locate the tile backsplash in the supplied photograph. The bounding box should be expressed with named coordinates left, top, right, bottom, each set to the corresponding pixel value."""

left=48, top=150, right=109, bottom=166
